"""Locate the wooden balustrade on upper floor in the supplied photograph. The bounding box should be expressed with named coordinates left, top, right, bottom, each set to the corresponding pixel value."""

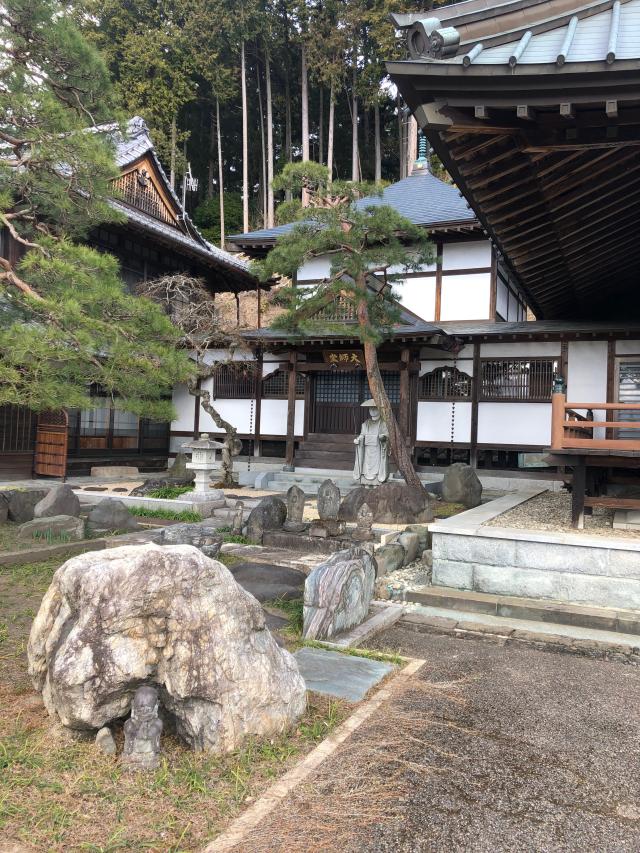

left=551, top=393, right=640, bottom=452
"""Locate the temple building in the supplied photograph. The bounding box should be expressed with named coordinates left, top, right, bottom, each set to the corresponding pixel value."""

left=0, top=118, right=259, bottom=478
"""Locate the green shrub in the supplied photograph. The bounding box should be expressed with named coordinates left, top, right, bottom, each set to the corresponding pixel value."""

left=147, top=485, right=194, bottom=500
left=129, top=507, right=201, bottom=522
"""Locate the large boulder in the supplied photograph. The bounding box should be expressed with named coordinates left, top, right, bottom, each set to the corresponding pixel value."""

left=28, top=544, right=306, bottom=752
left=391, top=531, right=420, bottom=566
left=245, top=495, right=287, bottom=544
left=441, top=463, right=482, bottom=508
left=18, top=515, right=85, bottom=542
left=303, top=546, right=376, bottom=641
left=161, top=523, right=222, bottom=558
left=167, top=452, right=195, bottom=482
left=34, top=485, right=80, bottom=519
left=86, top=499, right=140, bottom=535
left=7, top=489, right=49, bottom=523
left=339, top=482, right=433, bottom=524
left=0, top=492, right=8, bottom=524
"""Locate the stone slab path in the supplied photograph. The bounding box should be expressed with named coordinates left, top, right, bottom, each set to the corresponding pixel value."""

left=221, top=628, right=640, bottom=852
left=293, top=646, right=394, bottom=702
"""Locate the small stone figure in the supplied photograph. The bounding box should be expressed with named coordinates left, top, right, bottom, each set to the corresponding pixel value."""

left=232, top=500, right=245, bottom=535
left=310, top=479, right=344, bottom=538
left=353, top=400, right=389, bottom=486
left=352, top=502, right=374, bottom=542
left=122, top=685, right=163, bottom=771
left=95, top=726, right=117, bottom=756
left=283, top=486, right=307, bottom=532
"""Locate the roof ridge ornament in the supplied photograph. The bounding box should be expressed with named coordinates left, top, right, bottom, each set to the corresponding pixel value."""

left=407, top=17, right=461, bottom=60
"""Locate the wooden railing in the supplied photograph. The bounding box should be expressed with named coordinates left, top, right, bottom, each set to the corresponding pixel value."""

left=551, top=392, right=640, bottom=451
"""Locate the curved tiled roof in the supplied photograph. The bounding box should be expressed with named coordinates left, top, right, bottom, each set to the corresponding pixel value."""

left=228, top=167, right=476, bottom=246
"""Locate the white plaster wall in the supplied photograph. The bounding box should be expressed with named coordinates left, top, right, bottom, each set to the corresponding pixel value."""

left=260, top=399, right=304, bottom=436
left=420, top=358, right=474, bottom=377
left=567, top=340, right=608, bottom=437
left=199, top=399, right=253, bottom=434
left=496, top=279, right=509, bottom=318
left=440, top=274, right=491, bottom=321
left=420, top=344, right=475, bottom=360
left=201, top=348, right=254, bottom=365
left=480, top=342, right=560, bottom=357
left=171, top=383, right=195, bottom=432
left=477, top=403, right=551, bottom=446
left=616, top=340, right=640, bottom=354
left=416, top=401, right=472, bottom=442
left=394, top=276, right=436, bottom=321
left=507, top=295, right=520, bottom=321
left=442, top=240, right=491, bottom=270
left=298, top=254, right=333, bottom=280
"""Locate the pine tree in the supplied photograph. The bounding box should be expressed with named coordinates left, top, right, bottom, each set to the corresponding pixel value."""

left=0, top=0, right=191, bottom=418
left=254, top=161, right=434, bottom=487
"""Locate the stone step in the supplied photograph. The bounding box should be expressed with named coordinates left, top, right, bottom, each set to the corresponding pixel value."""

left=400, top=604, right=640, bottom=661
left=296, top=450, right=355, bottom=462
left=407, top=585, right=640, bottom=636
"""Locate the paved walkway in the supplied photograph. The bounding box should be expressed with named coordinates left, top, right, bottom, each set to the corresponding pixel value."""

left=226, top=629, right=640, bottom=852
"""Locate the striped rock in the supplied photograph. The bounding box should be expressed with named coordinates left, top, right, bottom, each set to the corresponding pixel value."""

left=302, top=547, right=376, bottom=641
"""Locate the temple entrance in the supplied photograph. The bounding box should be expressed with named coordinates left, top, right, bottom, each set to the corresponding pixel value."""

left=310, top=370, right=400, bottom=434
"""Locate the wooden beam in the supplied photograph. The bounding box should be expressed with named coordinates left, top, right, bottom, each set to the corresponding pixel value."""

left=435, top=240, right=443, bottom=321
left=469, top=342, right=480, bottom=468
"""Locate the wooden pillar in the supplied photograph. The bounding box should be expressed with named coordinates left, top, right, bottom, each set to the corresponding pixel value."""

left=434, top=242, right=443, bottom=321
left=284, top=351, right=297, bottom=470
left=253, top=352, right=262, bottom=457
left=571, top=457, right=586, bottom=529
left=399, top=347, right=410, bottom=437
left=551, top=392, right=566, bottom=450
left=489, top=249, right=497, bottom=319
left=193, top=377, right=201, bottom=438
left=470, top=342, right=480, bottom=468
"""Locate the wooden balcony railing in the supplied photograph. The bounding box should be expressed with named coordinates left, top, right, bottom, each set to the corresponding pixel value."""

left=551, top=392, right=640, bottom=452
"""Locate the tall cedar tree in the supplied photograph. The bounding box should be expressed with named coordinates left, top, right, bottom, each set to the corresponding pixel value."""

left=254, top=161, right=434, bottom=487
left=0, top=0, right=191, bottom=418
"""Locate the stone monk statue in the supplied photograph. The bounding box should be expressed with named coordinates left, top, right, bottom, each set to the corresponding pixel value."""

left=353, top=400, right=389, bottom=486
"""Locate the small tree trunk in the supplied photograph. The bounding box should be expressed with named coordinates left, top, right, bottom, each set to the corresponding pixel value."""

left=207, top=109, right=215, bottom=199
left=241, top=40, right=249, bottom=232
left=318, top=85, right=324, bottom=164
left=355, top=274, right=422, bottom=488
left=285, top=75, right=292, bottom=201
left=188, top=378, right=239, bottom=488
left=374, top=101, right=382, bottom=184
left=216, top=98, right=225, bottom=247
left=397, top=94, right=405, bottom=179
left=301, top=41, right=310, bottom=206
left=265, top=46, right=274, bottom=227
left=327, top=80, right=335, bottom=184
left=351, top=50, right=359, bottom=182
left=170, top=115, right=177, bottom=189
left=256, top=54, right=267, bottom=228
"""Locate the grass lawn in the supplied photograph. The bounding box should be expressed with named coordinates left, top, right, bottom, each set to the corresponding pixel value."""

left=0, top=556, right=349, bottom=851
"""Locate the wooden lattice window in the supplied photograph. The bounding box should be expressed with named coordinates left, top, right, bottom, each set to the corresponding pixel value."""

left=0, top=404, right=37, bottom=452
left=311, top=295, right=357, bottom=323
left=262, top=369, right=305, bottom=399
left=212, top=363, right=258, bottom=399
left=419, top=366, right=472, bottom=401
left=112, top=168, right=176, bottom=226
left=480, top=358, right=558, bottom=402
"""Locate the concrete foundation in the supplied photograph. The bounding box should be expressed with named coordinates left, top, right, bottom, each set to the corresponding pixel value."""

left=431, top=491, right=640, bottom=611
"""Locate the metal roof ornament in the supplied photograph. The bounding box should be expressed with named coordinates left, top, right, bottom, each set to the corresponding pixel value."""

left=407, top=18, right=460, bottom=60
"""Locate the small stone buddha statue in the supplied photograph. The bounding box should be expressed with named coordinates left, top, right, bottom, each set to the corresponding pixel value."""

left=122, top=685, right=163, bottom=771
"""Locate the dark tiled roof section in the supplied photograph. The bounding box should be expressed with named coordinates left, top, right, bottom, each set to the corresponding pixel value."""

left=439, top=321, right=640, bottom=337
left=228, top=168, right=476, bottom=245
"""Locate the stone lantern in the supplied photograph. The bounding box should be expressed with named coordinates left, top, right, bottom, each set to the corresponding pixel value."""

left=182, top=433, right=224, bottom=494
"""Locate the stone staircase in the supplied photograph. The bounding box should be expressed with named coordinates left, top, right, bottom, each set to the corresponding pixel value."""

left=266, top=470, right=361, bottom=496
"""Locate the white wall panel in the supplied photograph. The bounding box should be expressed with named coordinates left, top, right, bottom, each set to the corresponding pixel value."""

left=480, top=342, right=560, bottom=357
left=616, top=340, right=640, bottom=354
left=442, top=240, right=491, bottom=270
left=416, top=402, right=472, bottom=442
left=567, top=340, right=608, bottom=437
left=259, top=400, right=304, bottom=436
left=171, top=383, right=195, bottom=432
left=298, top=254, right=332, bottom=280
left=440, top=274, right=491, bottom=320
left=394, top=276, right=436, bottom=321
left=477, top=403, right=551, bottom=446
left=496, top=279, right=508, bottom=318
left=199, top=399, right=253, bottom=435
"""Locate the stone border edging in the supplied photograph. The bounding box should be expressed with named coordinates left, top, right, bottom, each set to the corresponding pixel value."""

left=430, top=488, right=640, bottom=552
left=0, top=538, right=107, bottom=567
left=202, top=657, right=425, bottom=853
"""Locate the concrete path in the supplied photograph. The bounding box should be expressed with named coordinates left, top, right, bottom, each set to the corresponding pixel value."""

left=225, top=628, right=640, bottom=852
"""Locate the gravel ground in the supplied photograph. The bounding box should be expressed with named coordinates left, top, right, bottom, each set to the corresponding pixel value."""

left=233, top=629, right=640, bottom=853
left=486, top=490, right=640, bottom=539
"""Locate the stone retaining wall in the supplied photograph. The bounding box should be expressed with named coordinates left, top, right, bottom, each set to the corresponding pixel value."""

left=431, top=491, right=640, bottom=610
